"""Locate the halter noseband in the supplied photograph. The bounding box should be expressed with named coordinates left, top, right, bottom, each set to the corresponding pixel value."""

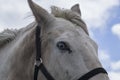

left=34, top=25, right=108, bottom=80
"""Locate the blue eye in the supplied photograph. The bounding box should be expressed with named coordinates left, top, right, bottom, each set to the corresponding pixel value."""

left=57, top=41, right=72, bottom=53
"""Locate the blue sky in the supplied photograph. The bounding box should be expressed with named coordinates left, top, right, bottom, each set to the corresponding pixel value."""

left=0, top=0, right=120, bottom=79
left=94, top=6, right=120, bottom=61
left=108, top=7, right=120, bottom=60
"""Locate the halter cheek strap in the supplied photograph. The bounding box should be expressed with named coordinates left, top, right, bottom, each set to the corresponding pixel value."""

left=34, top=62, right=55, bottom=80
left=34, top=25, right=108, bottom=80
left=34, top=26, right=54, bottom=80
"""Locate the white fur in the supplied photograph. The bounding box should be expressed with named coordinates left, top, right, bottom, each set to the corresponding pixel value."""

left=0, top=0, right=109, bottom=80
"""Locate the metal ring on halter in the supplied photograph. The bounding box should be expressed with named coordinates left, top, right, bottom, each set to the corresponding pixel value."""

left=35, top=58, right=43, bottom=66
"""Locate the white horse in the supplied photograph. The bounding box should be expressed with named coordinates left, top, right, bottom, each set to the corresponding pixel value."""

left=0, top=0, right=109, bottom=80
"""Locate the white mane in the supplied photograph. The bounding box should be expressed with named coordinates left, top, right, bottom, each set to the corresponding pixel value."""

left=0, top=29, right=18, bottom=47
left=51, top=6, right=89, bottom=35
left=0, top=22, right=36, bottom=48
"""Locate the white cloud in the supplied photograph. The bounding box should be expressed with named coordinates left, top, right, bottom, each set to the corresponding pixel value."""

left=80, top=0, right=119, bottom=29
left=99, top=50, right=110, bottom=61
left=111, top=23, right=120, bottom=39
left=0, top=0, right=119, bottom=32
left=98, top=50, right=111, bottom=70
left=111, top=61, right=120, bottom=71
left=36, top=0, right=119, bottom=29
left=98, top=50, right=120, bottom=80
left=109, top=72, right=120, bottom=80
left=0, top=26, right=4, bottom=32
left=0, top=0, right=32, bottom=31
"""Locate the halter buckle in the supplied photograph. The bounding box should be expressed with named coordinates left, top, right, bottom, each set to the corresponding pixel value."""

left=35, top=58, right=43, bottom=67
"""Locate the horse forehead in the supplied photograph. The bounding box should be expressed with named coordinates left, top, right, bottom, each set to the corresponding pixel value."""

left=47, top=18, right=88, bottom=41
left=50, top=28, right=83, bottom=43
left=50, top=18, right=86, bottom=35
left=59, top=30, right=80, bottom=38
left=52, top=18, right=74, bottom=28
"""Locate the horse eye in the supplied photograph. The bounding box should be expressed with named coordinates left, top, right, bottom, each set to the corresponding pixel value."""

left=57, top=41, right=72, bottom=53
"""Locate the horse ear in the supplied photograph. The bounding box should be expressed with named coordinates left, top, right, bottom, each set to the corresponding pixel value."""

left=71, top=4, right=81, bottom=16
left=28, top=0, right=54, bottom=25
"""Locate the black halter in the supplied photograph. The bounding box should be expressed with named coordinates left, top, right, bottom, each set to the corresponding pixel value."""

left=34, top=25, right=108, bottom=80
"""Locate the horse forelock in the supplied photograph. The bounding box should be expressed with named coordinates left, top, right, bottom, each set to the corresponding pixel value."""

left=51, top=6, right=89, bottom=35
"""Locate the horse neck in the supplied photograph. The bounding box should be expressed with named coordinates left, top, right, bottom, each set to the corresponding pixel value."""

left=2, top=23, right=50, bottom=80
left=5, top=24, right=37, bottom=80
